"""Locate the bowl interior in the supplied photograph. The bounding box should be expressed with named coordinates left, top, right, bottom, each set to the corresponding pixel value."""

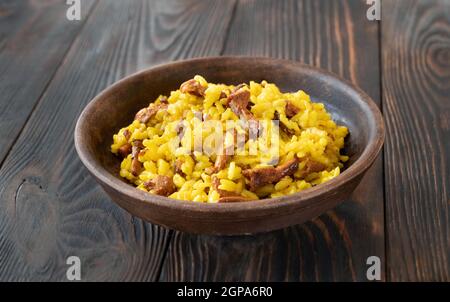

left=79, top=57, right=377, bottom=197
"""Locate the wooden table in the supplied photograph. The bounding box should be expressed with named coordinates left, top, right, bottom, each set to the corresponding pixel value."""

left=0, top=0, right=448, bottom=282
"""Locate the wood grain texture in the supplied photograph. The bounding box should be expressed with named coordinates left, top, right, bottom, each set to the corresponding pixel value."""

left=160, top=0, right=384, bottom=281
left=382, top=0, right=450, bottom=281
left=0, top=0, right=97, bottom=164
left=0, top=0, right=236, bottom=281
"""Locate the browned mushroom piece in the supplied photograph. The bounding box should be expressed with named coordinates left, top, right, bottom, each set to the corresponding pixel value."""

left=227, top=87, right=253, bottom=120
left=274, top=111, right=295, bottom=135
left=248, top=119, right=259, bottom=140
left=212, top=176, right=231, bottom=197
left=123, top=129, right=131, bottom=141
left=226, top=87, right=259, bottom=136
left=131, top=140, right=144, bottom=176
left=180, top=79, right=206, bottom=97
left=302, top=158, right=327, bottom=175
left=135, top=103, right=168, bottom=124
left=118, top=143, right=132, bottom=158
left=174, top=159, right=184, bottom=176
left=213, top=154, right=229, bottom=173
left=135, top=108, right=153, bottom=124
left=210, top=176, right=237, bottom=197
left=219, top=91, right=228, bottom=100
left=285, top=101, right=300, bottom=118
left=242, top=157, right=300, bottom=191
left=144, top=175, right=176, bottom=197
left=205, top=127, right=238, bottom=175
left=210, top=177, right=254, bottom=202
left=231, top=83, right=247, bottom=93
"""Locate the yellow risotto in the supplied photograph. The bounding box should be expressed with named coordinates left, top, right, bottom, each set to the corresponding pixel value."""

left=111, top=76, right=348, bottom=203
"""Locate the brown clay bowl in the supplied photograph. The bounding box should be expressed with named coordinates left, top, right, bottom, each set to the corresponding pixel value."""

left=74, top=56, right=384, bottom=235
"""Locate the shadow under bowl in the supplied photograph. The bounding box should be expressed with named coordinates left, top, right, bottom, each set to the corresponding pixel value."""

left=74, top=56, right=384, bottom=235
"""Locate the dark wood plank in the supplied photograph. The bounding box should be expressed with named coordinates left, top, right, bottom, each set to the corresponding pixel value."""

left=0, top=0, right=97, bottom=164
left=382, top=0, right=449, bottom=281
left=160, top=0, right=384, bottom=281
left=0, top=0, right=236, bottom=281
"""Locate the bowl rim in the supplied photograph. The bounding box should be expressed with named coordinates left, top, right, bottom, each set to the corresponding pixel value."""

left=74, top=56, right=385, bottom=215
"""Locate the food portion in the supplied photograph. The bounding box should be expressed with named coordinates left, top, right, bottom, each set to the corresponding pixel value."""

left=111, top=76, right=349, bottom=203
